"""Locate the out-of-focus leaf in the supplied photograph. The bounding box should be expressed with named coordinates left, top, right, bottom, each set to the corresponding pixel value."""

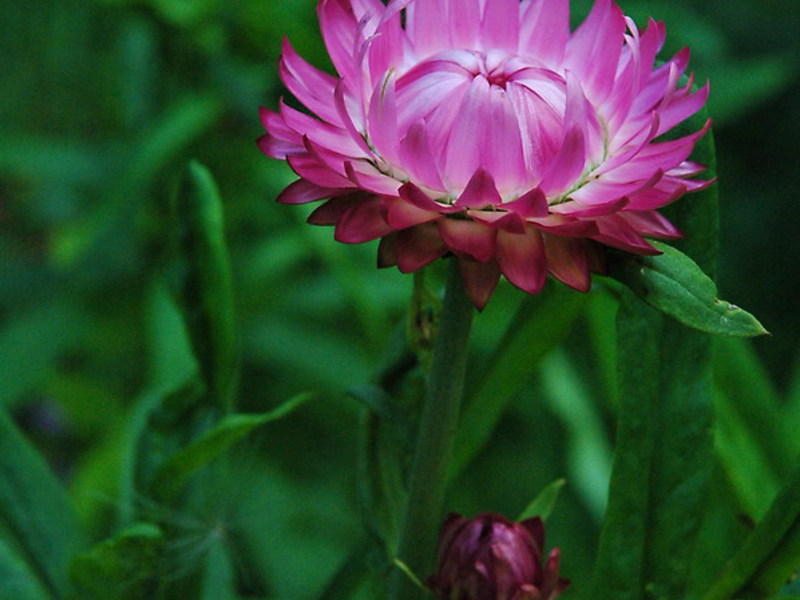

left=172, top=160, right=237, bottom=409
left=0, top=411, right=85, bottom=598
left=608, top=241, right=767, bottom=337
left=0, top=300, right=87, bottom=408
left=540, top=350, right=613, bottom=520
left=702, top=464, right=800, bottom=600
left=348, top=384, right=413, bottom=444
left=68, top=523, right=164, bottom=600
left=451, top=283, right=587, bottom=482
left=0, top=538, right=52, bottom=600
left=149, top=392, right=313, bottom=502
left=517, top=479, right=566, bottom=522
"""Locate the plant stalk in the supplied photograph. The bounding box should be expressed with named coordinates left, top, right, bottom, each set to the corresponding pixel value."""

left=389, top=260, right=474, bottom=600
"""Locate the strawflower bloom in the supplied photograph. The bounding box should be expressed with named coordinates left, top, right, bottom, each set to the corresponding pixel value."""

left=259, top=0, right=711, bottom=308
left=428, top=513, right=568, bottom=600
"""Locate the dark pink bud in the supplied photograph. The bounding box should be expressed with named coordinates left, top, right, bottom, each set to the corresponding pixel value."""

left=428, top=513, right=569, bottom=600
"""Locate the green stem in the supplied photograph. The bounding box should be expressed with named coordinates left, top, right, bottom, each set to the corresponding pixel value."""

left=389, top=260, right=474, bottom=600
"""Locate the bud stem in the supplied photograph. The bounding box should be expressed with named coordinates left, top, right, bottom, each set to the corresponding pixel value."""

left=390, top=260, right=474, bottom=600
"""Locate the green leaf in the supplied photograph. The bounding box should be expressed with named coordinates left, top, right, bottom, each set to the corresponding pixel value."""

left=0, top=538, right=52, bottom=600
left=0, top=411, right=85, bottom=599
left=608, top=241, right=767, bottom=337
left=517, top=479, right=566, bottom=522
left=702, top=464, right=800, bottom=600
left=149, top=392, right=313, bottom=501
left=591, top=104, right=718, bottom=600
left=68, top=523, right=165, bottom=600
left=172, top=160, right=238, bottom=409
left=201, top=535, right=238, bottom=600
left=451, top=283, right=587, bottom=482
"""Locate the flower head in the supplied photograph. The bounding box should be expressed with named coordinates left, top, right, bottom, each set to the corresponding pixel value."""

left=259, top=0, right=711, bottom=308
left=428, top=513, right=568, bottom=600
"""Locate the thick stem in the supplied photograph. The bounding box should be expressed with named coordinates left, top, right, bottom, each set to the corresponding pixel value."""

left=389, top=260, right=474, bottom=600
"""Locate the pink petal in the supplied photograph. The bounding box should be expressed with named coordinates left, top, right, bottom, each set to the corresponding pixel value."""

left=551, top=196, right=628, bottom=218
left=279, top=38, right=342, bottom=126
left=447, top=0, right=481, bottom=49
left=655, top=81, right=710, bottom=136
left=334, top=197, right=392, bottom=243
left=456, top=168, right=503, bottom=209
left=287, top=154, right=354, bottom=188
left=308, top=195, right=360, bottom=225
left=398, top=120, right=447, bottom=191
left=519, top=0, right=569, bottom=66
left=481, top=0, right=519, bottom=52
left=258, top=108, right=304, bottom=159
left=334, top=80, right=374, bottom=156
left=496, top=228, right=547, bottom=295
left=396, top=223, right=448, bottom=272
left=443, top=75, right=491, bottom=189
left=367, top=72, right=402, bottom=165
left=344, top=160, right=402, bottom=195
left=618, top=210, right=682, bottom=239
left=469, top=210, right=527, bottom=234
left=530, top=215, right=598, bottom=237
left=543, top=235, right=591, bottom=292
left=383, top=196, right=441, bottom=229
left=592, top=214, right=659, bottom=254
left=318, top=0, right=361, bottom=84
left=399, top=182, right=451, bottom=212
left=406, top=0, right=449, bottom=57
left=277, top=179, right=348, bottom=205
left=458, top=258, right=501, bottom=310
left=565, top=0, right=626, bottom=103
left=505, top=187, right=549, bottom=218
left=481, top=85, right=526, bottom=193
left=281, top=101, right=367, bottom=158
left=438, top=219, right=497, bottom=262
left=538, top=74, right=587, bottom=195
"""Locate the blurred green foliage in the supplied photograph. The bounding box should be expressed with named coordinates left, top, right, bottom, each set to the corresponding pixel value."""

left=1, top=0, right=800, bottom=598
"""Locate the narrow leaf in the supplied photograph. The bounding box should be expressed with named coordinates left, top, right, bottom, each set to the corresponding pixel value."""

left=451, top=283, right=587, bottom=482
left=0, top=538, right=52, bottom=600
left=608, top=241, right=767, bottom=337
left=702, top=463, right=800, bottom=600
left=517, top=479, right=567, bottom=522
left=172, top=160, right=238, bottom=409
left=0, top=411, right=85, bottom=598
left=149, top=392, right=313, bottom=501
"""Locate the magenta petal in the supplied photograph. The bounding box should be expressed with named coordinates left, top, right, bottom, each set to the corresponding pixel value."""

left=307, top=195, right=360, bottom=225
left=439, top=219, right=497, bottom=262
left=520, top=0, right=569, bottom=66
left=481, top=0, right=519, bottom=52
left=399, top=182, right=454, bottom=212
left=377, top=233, right=398, bottom=268
left=396, top=223, right=447, bottom=272
left=344, top=161, right=402, bottom=195
left=458, top=258, right=501, bottom=311
left=496, top=229, right=547, bottom=295
left=384, top=197, right=440, bottom=229
left=398, top=120, right=446, bottom=191
left=447, top=0, right=481, bottom=48
left=288, top=154, right=354, bottom=188
left=505, top=187, right=549, bottom=219
left=277, top=179, right=347, bottom=205
left=593, top=214, right=659, bottom=254
left=367, top=73, right=402, bottom=165
left=544, top=235, right=591, bottom=292
left=334, top=198, right=392, bottom=243
left=618, top=210, right=682, bottom=238
left=443, top=75, right=490, bottom=189
left=565, top=0, right=626, bottom=102
left=281, top=101, right=366, bottom=158
left=552, top=196, right=629, bottom=218
left=469, top=210, right=527, bottom=234
left=538, top=74, right=587, bottom=195
left=407, top=0, right=449, bottom=57
left=279, top=37, right=341, bottom=125
left=456, top=168, right=503, bottom=209
left=334, top=80, right=373, bottom=156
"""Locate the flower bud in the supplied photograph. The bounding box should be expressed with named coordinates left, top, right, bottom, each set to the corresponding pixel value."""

left=428, top=513, right=568, bottom=600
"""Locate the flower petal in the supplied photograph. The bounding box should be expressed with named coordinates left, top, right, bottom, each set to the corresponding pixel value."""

left=383, top=196, right=441, bottom=229
left=456, top=168, right=503, bottom=209
left=277, top=179, right=348, bottom=205
left=458, top=258, right=501, bottom=310
left=280, top=37, right=342, bottom=125
left=496, top=228, right=547, bottom=295
left=334, top=197, right=393, bottom=242
left=439, top=218, right=497, bottom=262
left=519, top=0, right=569, bottom=66
left=544, top=235, right=591, bottom=291
left=396, top=223, right=448, bottom=272
left=481, top=0, right=519, bottom=52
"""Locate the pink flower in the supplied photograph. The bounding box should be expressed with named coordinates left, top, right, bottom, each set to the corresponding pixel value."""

left=427, top=513, right=569, bottom=600
left=259, top=0, right=711, bottom=309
